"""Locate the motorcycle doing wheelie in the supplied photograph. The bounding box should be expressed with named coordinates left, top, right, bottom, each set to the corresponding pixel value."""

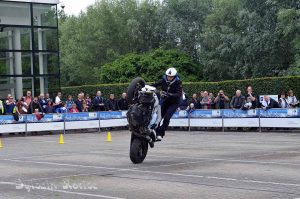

left=126, top=77, right=158, bottom=164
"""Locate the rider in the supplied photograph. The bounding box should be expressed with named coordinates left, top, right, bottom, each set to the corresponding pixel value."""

left=152, top=68, right=182, bottom=141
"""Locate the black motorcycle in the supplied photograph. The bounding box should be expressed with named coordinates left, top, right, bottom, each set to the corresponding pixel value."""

left=127, top=77, right=157, bottom=164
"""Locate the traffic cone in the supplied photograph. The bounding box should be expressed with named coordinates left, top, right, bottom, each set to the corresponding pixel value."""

left=0, top=139, right=3, bottom=148
left=106, top=132, right=112, bottom=142
left=59, top=134, right=65, bottom=144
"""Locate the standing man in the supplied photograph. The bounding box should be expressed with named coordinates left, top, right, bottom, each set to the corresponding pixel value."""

left=152, top=68, right=182, bottom=141
left=246, top=86, right=257, bottom=109
left=118, top=93, right=129, bottom=110
left=93, top=91, right=106, bottom=111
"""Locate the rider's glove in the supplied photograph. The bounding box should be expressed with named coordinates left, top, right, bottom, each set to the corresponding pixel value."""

left=161, top=91, right=169, bottom=99
left=150, top=124, right=157, bottom=129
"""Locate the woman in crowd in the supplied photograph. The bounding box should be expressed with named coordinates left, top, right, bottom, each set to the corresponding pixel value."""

left=70, top=103, right=79, bottom=113
left=288, top=89, right=299, bottom=108
left=279, top=91, right=289, bottom=108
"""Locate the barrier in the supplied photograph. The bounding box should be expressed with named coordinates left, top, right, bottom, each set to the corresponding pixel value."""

left=0, top=109, right=299, bottom=134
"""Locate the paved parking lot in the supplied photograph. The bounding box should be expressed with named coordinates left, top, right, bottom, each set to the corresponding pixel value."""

left=0, top=130, right=300, bottom=199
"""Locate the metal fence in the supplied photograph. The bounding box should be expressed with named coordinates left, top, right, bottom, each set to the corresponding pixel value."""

left=0, top=108, right=299, bottom=135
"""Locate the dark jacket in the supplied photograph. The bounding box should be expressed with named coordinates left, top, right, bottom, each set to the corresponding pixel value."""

left=264, top=98, right=280, bottom=109
left=106, top=99, right=119, bottom=111
left=190, top=98, right=201, bottom=109
left=230, top=95, right=245, bottom=109
left=29, top=101, right=44, bottom=114
left=152, top=75, right=183, bottom=104
left=75, top=99, right=83, bottom=112
left=92, top=96, right=106, bottom=111
left=118, top=98, right=128, bottom=110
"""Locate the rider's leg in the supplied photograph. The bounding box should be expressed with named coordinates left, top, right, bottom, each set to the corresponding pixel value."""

left=157, top=103, right=178, bottom=137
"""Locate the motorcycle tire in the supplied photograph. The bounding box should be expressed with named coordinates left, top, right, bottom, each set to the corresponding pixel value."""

left=127, top=77, right=145, bottom=105
left=130, top=137, right=148, bottom=164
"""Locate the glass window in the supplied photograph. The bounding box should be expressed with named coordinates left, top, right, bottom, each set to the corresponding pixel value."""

left=0, top=77, right=15, bottom=99
left=35, top=53, right=59, bottom=75
left=43, top=76, right=60, bottom=96
left=0, top=27, right=31, bottom=50
left=33, top=4, right=57, bottom=27
left=0, top=52, right=11, bottom=75
left=0, top=2, right=30, bottom=26
left=0, top=31, right=10, bottom=50
left=34, top=28, right=58, bottom=51
left=21, top=53, right=33, bottom=75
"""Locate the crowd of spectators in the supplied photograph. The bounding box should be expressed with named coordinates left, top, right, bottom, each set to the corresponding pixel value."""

left=0, top=86, right=299, bottom=117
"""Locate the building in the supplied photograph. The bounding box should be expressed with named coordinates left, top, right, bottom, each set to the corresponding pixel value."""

left=0, top=0, right=60, bottom=100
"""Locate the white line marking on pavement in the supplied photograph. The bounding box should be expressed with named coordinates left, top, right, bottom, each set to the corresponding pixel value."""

left=2, top=158, right=300, bottom=188
left=0, top=181, right=125, bottom=199
left=90, top=151, right=300, bottom=167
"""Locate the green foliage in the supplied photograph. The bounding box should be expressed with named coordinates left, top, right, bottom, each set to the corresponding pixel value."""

left=59, top=0, right=300, bottom=86
left=61, top=76, right=300, bottom=100
left=100, top=49, right=202, bottom=83
left=201, top=0, right=300, bottom=81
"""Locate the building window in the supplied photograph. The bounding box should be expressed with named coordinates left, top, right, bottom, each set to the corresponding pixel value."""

left=0, top=1, right=59, bottom=99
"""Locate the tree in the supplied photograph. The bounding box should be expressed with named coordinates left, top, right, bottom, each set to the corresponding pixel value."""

left=100, top=49, right=201, bottom=83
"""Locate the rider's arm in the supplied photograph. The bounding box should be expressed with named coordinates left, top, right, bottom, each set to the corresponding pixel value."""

left=151, top=79, right=164, bottom=88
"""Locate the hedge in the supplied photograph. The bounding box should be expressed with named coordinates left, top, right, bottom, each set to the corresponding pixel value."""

left=61, top=76, right=300, bottom=99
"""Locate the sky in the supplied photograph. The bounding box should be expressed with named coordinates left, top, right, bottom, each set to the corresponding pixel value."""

left=61, top=0, right=97, bottom=16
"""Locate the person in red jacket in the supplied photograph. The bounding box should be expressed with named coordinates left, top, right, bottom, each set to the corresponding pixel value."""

left=69, top=103, right=79, bottom=113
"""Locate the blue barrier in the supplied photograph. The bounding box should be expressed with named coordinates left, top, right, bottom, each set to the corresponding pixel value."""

left=0, top=109, right=299, bottom=135
left=0, top=109, right=299, bottom=125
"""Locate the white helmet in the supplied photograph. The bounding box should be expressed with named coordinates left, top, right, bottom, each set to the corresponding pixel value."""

left=166, top=68, right=177, bottom=77
left=141, top=85, right=156, bottom=94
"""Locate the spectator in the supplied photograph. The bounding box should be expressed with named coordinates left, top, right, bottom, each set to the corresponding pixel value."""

left=208, top=93, right=215, bottom=109
left=45, top=93, right=51, bottom=103
left=93, top=91, right=106, bottom=111
left=70, top=103, right=79, bottom=113
left=214, top=90, right=230, bottom=109
left=186, top=103, right=196, bottom=113
left=106, top=94, right=119, bottom=111
left=25, top=91, right=33, bottom=107
left=29, top=97, right=44, bottom=114
left=178, top=92, right=189, bottom=110
left=0, top=99, right=4, bottom=115
left=262, top=95, right=279, bottom=110
left=75, top=93, right=84, bottom=112
left=287, top=89, right=299, bottom=108
left=118, top=93, right=128, bottom=110
left=190, top=93, right=201, bottom=109
left=45, top=100, right=54, bottom=113
left=4, top=96, right=16, bottom=114
left=242, top=97, right=253, bottom=110
left=56, top=102, right=68, bottom=113
left=39, top=93, right=48, bottom=112
left=85, top=94, right=92, bottom=111
left=278, top=91, right=290, bottom=108
left=65, top=95, right=74, bottom=110
left=230, top=90, right=245, bottom=109
left=199, top=91, right=204, bottom=101
left=200, top=91, right=211, bottom=109
left=16, top=97, right=28, bottom=114
left=82, top=101, right=89, bottom=112
left=54, top=92, right=63, bottom=111
left=246, top=86, right=257, bottom=109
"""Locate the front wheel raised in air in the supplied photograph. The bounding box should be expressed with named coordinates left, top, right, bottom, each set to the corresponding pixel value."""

left=130, top=138, right=148, bottom=164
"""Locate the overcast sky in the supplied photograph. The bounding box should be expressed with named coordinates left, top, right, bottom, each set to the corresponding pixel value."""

left=61, top=0, right=96, bottom=16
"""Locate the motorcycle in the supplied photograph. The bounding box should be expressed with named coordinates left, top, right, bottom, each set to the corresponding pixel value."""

left=126, top=77, right=157, bottom=164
